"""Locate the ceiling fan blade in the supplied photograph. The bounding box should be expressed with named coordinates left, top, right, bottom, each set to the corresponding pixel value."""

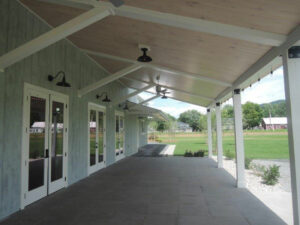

left=109, top=0, right=124, bottom=7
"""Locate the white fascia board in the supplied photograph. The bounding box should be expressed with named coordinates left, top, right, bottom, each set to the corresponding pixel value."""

left=78, top=64, right=142, bottom=97
left=0, top=6, right=113, bottom=71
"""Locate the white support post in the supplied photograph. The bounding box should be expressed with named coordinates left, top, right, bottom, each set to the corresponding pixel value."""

left=207, top=108, right=213, bottom=158
left=0, top=6, right=113, bottom=71
left=233, top=89, right=246, bottom=188
left=282, top=46, right=300, bottom=225
left=215, top=102, right=223, bottom=168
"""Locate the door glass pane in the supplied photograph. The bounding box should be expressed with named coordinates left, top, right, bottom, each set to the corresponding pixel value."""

left=90, top=110, right=96, bottom=166
left=29, top=96, right=46, bottom=191
left=98, top=112, right=104, bottom=163
left=115, top=116, right=119, bottom=155
left=51, top=101, right=64, bottom=182
left=120, top=116, right=124, bottom=154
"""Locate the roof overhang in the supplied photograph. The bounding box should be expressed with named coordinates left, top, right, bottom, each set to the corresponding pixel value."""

left=2, top=0, right=299, bottom=109
left=125, top=101, right=169, bottom=121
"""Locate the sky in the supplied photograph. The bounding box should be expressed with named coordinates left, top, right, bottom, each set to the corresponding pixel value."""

left=139, top=67, right=286, bottom=118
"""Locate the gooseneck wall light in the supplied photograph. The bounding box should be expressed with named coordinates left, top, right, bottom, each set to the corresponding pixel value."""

left=48, top=71, right=71, bottom=87
left=96, top=92, right=111, bottom=103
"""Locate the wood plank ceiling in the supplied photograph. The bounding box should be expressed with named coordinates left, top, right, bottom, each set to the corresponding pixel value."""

left=21, top=0, right=300, bottom=107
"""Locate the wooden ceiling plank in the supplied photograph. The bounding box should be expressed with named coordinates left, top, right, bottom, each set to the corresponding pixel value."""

left=37, top=0, right=287, bottom=46
left=83, top=49, right=232, bottom=87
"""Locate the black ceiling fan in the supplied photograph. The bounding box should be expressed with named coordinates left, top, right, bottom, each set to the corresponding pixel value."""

left=155, top=75, right=170, bottom=99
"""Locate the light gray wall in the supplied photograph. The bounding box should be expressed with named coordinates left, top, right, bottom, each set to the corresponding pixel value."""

left=0, top=0, right=140, bottom=220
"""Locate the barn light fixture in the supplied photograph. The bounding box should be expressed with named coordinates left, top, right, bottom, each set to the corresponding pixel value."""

left=96, top=92, right=111, bottom=103
left=48, top=71, right=71, bottom=87
left=137, top=46, right=152, bottom=62
left=123, top=103, right=129, bottom=111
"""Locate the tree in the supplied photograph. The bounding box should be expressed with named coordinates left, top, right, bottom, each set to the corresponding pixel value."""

left=178, top=110, right=203, bottom=131
left=149, top=113, right=176, bottom=132
left=242, top=102, right=263, bottom=129
left=260, top=100, right=286, bottom=117
left=222, top=104, right=234, bottom=118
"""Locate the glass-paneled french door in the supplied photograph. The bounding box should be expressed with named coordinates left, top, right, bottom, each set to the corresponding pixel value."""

left=21, top=84, right=68, bottom=208
left=115, top=111, right=125, bottom=161
left=88, top=103, right=106, bottom=175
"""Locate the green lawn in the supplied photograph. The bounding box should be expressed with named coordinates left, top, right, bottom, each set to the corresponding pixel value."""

left=153, top=130, right=289, bottom=159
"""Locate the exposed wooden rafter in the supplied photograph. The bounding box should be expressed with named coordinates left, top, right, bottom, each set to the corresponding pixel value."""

left=78, top=64, right=142, bottom=97
left=113, top=84, right=155, bottom=106
left=122, top=77, right=214, bottom=102
left=0, top=5, right=113, bottom=72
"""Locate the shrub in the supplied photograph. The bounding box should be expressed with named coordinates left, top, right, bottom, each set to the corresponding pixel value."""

left=224, top=149, right=234, bottom=160
left=262, top=165, right=280, bottom=185
left=184, top=150, right=193, bottom=157
left=194, top=150, right=205, bottom=157
left=245, top=158, right=252, bottom=169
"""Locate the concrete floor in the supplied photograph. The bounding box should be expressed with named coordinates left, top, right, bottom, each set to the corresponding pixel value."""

left=1, top=156, right=286, bottom=225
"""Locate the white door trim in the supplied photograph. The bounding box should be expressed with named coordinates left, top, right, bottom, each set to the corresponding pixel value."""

left=48, top=94, right=69, bottom=194
left=21, top=83, right=69, bottom=209
left=115, top=111, right=125, bottom=161
left=87, top=103, right=106, bottom=175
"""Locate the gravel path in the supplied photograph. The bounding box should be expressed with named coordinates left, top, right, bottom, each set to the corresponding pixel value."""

left=213, top=156, right=293, bottom=224
left=252, top=159, right=291, bottom=192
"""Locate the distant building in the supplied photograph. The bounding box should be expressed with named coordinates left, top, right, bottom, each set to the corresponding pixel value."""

left=176, top=121, right=193, bottom=132
left=262, top=117, right=287, bottom=130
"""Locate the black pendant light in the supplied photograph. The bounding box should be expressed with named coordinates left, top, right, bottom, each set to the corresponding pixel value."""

left=161, top=93, right=168, bottom=99
left=48, top=71, right=71, bottom=87
left=137, top=48, right=152, bottom=62
left=96, top=92, right=111, bottom=103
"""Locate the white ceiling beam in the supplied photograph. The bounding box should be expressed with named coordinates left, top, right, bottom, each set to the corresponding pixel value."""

left=78, top=64, right=142, bottom=97
left=135, top=95, right=160, bottom=106
left=38, top=0, right=286, bottom=46
left=83, top=49, right=232, bottom=87
left=120, top=77, right=210, bottom=107
left=213, top=25, right=300, bottom=106
left=113, top=84, right=154, bottom=106
left=122, top=77, right=214, bottom=101
left=0, top=6, right=113, bottom=72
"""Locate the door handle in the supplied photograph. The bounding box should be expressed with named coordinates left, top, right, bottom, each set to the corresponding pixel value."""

left=45, top=149, right=49, bottom=158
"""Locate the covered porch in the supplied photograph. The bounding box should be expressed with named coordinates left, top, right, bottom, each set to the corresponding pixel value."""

left=0, top=0, right=299, bottom=224
left=1, top=154, right=284, bottom=225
